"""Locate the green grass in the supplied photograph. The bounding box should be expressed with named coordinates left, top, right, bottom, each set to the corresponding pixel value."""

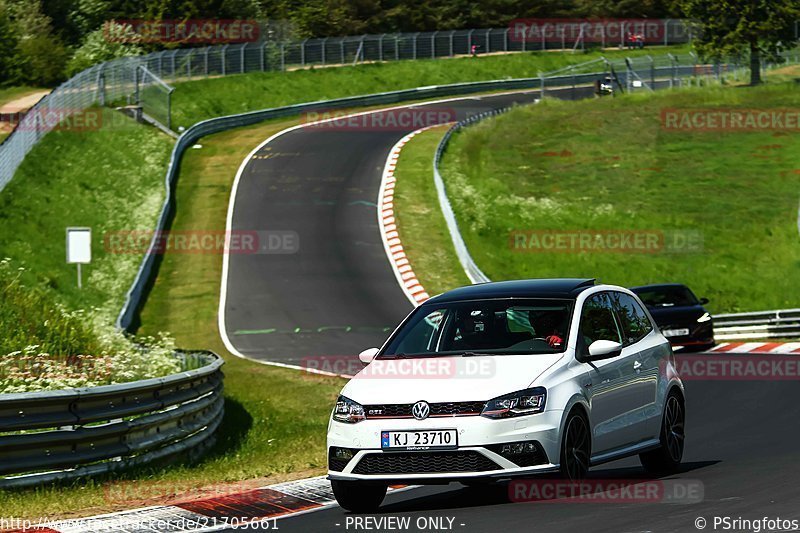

left=0, top=108, right=173, bottom=324
left=436, top=82, right=800, bottom=313
left=170, top=46, right=688, bottom=128
left=0, top=118, right=345, bottom=518
left=392, top=125, right=471, bottom=296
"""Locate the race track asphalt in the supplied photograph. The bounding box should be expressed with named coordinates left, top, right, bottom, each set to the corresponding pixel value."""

left=221, top=89, right=590, bottom=367
left=232, top=376, right=800, bottom=532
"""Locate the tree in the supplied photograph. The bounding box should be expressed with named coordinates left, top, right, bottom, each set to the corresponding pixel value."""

left=0, top=1, right=20, bottom=86
left=676, top=0, right=800, bottom=85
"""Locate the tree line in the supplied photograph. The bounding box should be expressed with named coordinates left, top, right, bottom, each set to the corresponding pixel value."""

left=0, top=0, right=797, bottom=87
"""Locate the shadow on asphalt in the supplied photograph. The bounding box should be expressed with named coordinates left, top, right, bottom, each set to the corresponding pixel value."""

left=374, top=461, right=719, bottom=514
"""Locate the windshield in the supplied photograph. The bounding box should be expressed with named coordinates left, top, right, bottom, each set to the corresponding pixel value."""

left=633, top=286, right=699, bottom=307
left=381, top=298, right=574, bottom=357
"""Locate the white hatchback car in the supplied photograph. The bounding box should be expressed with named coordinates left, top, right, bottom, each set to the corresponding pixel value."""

left=327, top=279, right=685, bottom=512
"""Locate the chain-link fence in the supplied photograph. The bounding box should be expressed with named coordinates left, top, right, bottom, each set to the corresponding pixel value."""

left=1, top=19, right=797, bottom=193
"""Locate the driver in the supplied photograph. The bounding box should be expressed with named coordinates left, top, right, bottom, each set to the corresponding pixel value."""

left=530, top=310, right=567, bottom=348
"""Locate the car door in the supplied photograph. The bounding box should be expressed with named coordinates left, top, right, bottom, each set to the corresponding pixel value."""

left=579, top=292, right=643, bottom=454
left=608, top=291, right=666, bottom=442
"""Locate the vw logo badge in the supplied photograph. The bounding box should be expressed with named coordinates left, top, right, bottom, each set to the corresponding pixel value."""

left=412, top=401, right=430, bottom=420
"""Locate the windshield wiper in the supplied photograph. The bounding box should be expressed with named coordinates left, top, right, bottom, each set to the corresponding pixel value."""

left=460, top=351, right=497, bottom=357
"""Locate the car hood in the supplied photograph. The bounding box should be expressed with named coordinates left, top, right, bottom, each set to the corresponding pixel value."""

left=340, top=353, right=564, bottom=404
left=647, top=305, right=708, bottom=325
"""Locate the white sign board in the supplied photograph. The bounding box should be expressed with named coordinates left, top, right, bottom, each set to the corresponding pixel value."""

left=66, top=227, right=92, bottom=264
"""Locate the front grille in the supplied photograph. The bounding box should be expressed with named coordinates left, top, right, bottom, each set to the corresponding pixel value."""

left=352, top=451, right=500, bottom=475
left=364, top=401, right=485, bottom=419
left=486, top=441, right=548, bottom=467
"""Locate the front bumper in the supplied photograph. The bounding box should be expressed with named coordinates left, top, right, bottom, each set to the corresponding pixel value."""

left=327, top=409, right=562, bottom=482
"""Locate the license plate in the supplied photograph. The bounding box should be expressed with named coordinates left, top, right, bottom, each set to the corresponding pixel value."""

left=381, top=430, right=457, bottom=451
left=663, top=328, right=690, bottom=337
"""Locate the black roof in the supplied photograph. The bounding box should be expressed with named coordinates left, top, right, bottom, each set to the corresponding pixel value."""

left=426, top=279, right=596, bottom=304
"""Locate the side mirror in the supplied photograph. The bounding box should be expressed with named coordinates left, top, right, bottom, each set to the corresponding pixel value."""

left=699, top=297, right=709, bottom=305
left=358, top=348, right=380, bottom=366
left=587, top=340, right=622, bottom=361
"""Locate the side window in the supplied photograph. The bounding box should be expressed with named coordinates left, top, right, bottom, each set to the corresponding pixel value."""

left=580, top=293, right=623, bottom=347
left=609, top=292, right=654, bottom=345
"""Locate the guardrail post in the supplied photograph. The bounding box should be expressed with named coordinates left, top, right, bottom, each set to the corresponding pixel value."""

left=539, top=72, right=545, bottom=99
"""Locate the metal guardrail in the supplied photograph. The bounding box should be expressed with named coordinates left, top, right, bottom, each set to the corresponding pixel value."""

left=0, top=351, right=224, bottom=488
left=714, top=309, right=800, bottom=340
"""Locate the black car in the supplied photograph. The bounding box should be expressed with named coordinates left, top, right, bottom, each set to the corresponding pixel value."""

left=630, top=283, right=714, bottom=351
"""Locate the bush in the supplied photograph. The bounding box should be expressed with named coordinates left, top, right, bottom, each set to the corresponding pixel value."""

left=0, top=259, right=181, bottom=393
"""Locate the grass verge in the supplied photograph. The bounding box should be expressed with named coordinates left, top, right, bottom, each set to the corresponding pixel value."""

left=392, top=125, right=471, bottom=296
left=170, top=46, right=688, bottom=128
left=436, top=81, right=800, bottom=313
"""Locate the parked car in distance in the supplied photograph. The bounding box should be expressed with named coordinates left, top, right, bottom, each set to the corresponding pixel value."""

left=630, top=283, right=714, bottom=352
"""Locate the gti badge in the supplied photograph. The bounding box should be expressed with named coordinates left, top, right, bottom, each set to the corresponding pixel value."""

left=412, top=401, right=430, bottom=420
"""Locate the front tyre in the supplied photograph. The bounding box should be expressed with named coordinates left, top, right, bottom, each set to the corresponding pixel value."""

left=559, top=411, right=591, bottom=481
left=640, top=391, right=685, bottom=475
left=331, top=479, right=387, bottom=513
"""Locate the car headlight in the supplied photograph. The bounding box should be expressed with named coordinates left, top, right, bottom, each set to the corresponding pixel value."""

left=332, top=395, right=366, bottom=424
left=481, top=387, right=547, bottom=419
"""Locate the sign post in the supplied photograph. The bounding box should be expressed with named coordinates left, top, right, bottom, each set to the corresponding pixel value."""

left=66, top=227, right=91, bottom=289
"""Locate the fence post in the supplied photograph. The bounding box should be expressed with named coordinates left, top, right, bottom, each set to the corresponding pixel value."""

left=186, top=49, right=192, bottom=78
left=664, top=19, right=670, bottom=46
left=301, top=39, right=307, bottom=66
left=395, top=35, right=399, bottom=60
left=221, top=44, right=228, bottom=75
left=167, top=88, right=174, bottom=131
left=485, top=29, right=490, bottom=52
left=468, top=29, right=474, bottom=54
left=281, top=43, right=285, bottom=71
left=412, top=32, right=419, bottom=59
left=171, top=49, right=177, bottom=79
left=649, top=55, right=655, bottom=87
left=204, top=47, right=210, bottom=76
left=504, top=28, right=508, bottom=51
left=379, top=34, right=385, bottom=61
left=240, top=43, right=246, bottom=73
left=431, top=32, right=436, bottom=58
left=261, top=42, right=266, bottom=71
left=322, top=37, right=327, bottom=65
left=134, top=65, right=139, bottom=104
left=449, top=31, right=455, bottom=56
